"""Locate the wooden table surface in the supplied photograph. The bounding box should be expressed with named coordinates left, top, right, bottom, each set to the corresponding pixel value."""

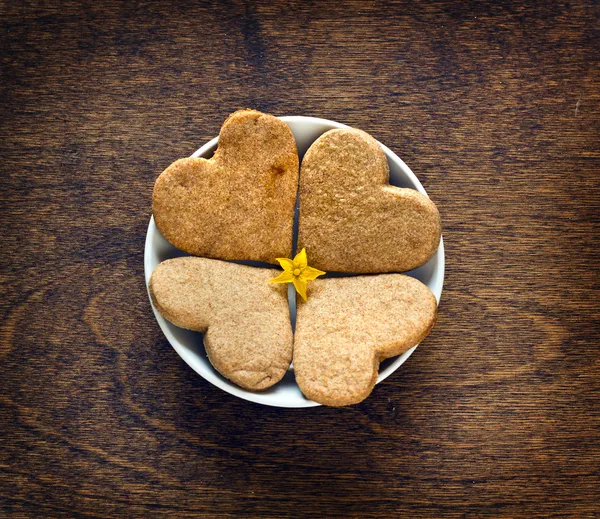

left=2, top=1, right=599, bottom=517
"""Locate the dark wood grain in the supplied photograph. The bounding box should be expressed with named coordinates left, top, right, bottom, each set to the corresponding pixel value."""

left=1, top=0, right=599, bottom=517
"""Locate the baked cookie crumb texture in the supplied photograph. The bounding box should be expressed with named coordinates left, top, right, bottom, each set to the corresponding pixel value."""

left=153, top=109, right=299, bottom=263
left=149, top=257, right=293, bottom=391
left=298, top=128, right=441, bottom=273
left=294, top=274, right=437, bottom=406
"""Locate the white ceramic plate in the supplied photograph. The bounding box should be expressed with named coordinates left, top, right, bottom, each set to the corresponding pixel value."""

left=144, top=116, right=444, bottom=408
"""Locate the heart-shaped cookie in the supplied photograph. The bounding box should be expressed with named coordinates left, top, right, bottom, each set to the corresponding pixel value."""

left=297, top=128, right=441, bottom=273
left=149, top=257, right=293, bottom=390
left=153, top=109, right=299, bottom=263
left=294, top=274, right=437, bottom=406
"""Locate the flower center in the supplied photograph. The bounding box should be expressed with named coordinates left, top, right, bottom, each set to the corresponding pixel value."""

left=293, top=268, right=301, bottom=276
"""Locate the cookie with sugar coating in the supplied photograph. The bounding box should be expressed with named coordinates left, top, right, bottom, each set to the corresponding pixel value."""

left=153, top=109, right=299, bottom=263
left=297, top=128, right=441, bottom=273
left=293, top=274, right=437, bottom=406
left=149, top=257, right=293, bottom=391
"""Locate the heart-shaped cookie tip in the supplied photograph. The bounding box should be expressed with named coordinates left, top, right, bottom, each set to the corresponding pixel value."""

left=293, top=274, right=437, bottom=406
left=149, top=257, right=293, bottom=391
left=153, top=109, right=299, bottom=263
left=298, top=128, right=441, bottom=273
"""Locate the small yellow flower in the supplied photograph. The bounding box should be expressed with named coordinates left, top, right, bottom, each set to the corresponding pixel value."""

left=269, top=248, right=326, bottom=301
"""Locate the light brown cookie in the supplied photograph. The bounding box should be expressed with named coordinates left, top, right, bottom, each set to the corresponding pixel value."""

left=153, top=109, right=299, bottom=263
left=294, top=275, right=437, bottom=406
left=149, top=257, right=293, bottom=390
left=297, top=128, right=441, bottom=273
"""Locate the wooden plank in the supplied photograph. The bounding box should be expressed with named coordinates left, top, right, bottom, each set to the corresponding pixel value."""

left=1, top=1, right=599, bottom=517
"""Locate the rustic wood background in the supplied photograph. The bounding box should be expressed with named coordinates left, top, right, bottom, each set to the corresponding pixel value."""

left=1, top=1, right=599, bottom=517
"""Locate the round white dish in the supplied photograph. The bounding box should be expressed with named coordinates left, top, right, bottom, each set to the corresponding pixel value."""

left=144, top=116, right=445, bottom=408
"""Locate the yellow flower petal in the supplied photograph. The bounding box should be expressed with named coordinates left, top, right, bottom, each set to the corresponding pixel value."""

left=270, top=248, right=324, bottom=301
left=293, top=248, right=308, bottom=269
left=293, top=276, right=308, bottom=302
left=269, top=270, right=295, bottom=284
left=275, top=258, right=295, bottom=272
left=300, top=266, right=326, bottom=281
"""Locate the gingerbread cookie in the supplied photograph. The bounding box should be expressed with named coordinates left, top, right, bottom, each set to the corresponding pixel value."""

left=297, top=128, right=441, bottom=273
left=149, top=257, right=293, bottom=390
left=294, top=274, right=437, bottom=406
left=153, top=109, right=299, bottom=263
